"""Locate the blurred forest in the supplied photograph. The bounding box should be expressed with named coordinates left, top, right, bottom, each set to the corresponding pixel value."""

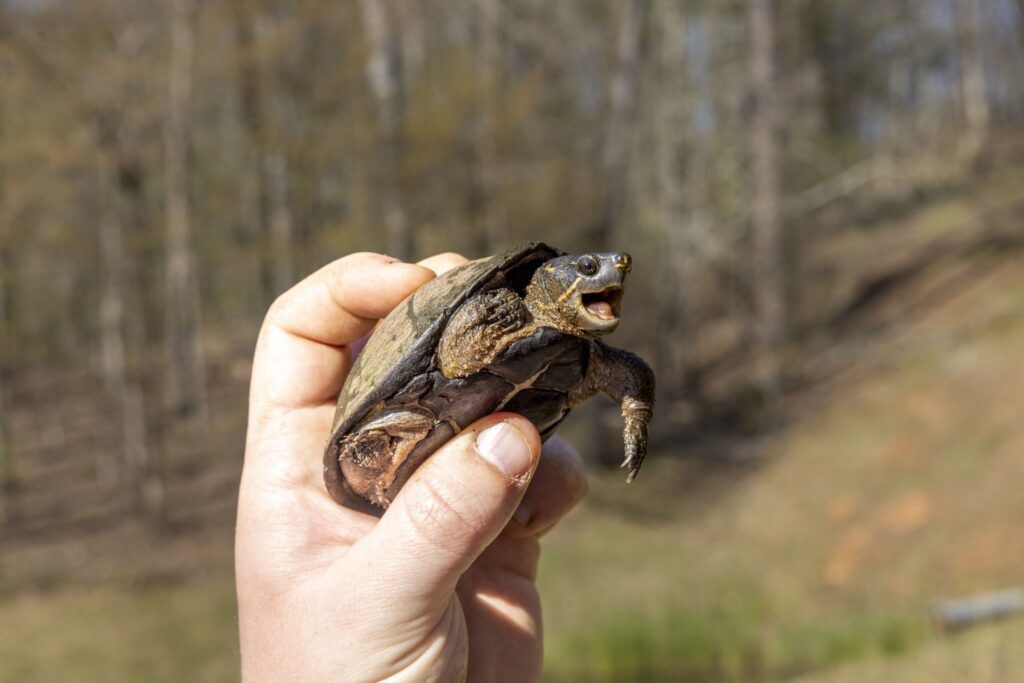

left=1, top=0, right=1024, bottom=681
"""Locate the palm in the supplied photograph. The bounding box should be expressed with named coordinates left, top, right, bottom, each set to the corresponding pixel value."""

left=457, top=559, right=544, bottom=677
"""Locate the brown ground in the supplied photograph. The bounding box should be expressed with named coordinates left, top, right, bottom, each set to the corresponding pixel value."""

left=2, top=157, right=1023, bottom=682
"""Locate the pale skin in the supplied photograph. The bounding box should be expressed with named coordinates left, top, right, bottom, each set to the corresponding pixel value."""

left=237, top=252, right=589, bottom=682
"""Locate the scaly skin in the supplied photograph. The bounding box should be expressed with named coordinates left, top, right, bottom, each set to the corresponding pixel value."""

left=567, top=341, right=656, bottom=481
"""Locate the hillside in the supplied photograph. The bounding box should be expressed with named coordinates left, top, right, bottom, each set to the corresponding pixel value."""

left=1, top=160, right=1023, bottom=681
left=540, top=162, right=1024, bottom=681
left=793, top=619, right=1024, bottom=683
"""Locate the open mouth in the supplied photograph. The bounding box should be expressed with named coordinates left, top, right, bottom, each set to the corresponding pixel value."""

left=580, top=286, right=623, bottom=323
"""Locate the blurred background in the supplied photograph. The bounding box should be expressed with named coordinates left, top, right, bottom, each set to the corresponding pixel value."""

left=1, top=0, right=1023, bottom=680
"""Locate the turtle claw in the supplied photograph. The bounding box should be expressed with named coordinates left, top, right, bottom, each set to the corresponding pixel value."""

left=621, top=453, right=641, bottom=483
left=620, top=410, right=649, bottom=483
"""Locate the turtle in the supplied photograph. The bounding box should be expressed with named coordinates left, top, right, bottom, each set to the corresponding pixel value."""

left=324, top=242, right=656, bottom=509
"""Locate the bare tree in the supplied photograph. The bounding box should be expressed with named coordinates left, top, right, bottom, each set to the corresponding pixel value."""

left=255, top=13, right=296, bottom=297
left=360, top=0, right=412, bottom=260
left=956, top=0, right=990, bottom=164
left=0, top=72, right=8, bottom=519
left=588, top=0, right=648, bottom=250
left=1016, top=0, right=1024, bottom=49
left=264, top=147, right=294, bottom=293
left=896, top=0, right=923, bottom=149
left=652, top=0, right=696, bottom=400
left=398, top=0, right=426, bottom=91
left=749, top=0, right=784, bottom=390
left=471, top=0, right=503, bottom=255
left=231, top=0, right=295, bottom=302
left=165, top=0, right=208, bottom=419
left=0, top=247, right=10, bottom=522
left=96, top=112, right=159, bottom=517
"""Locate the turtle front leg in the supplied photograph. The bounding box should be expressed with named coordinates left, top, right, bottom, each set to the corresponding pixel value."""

left=569, top=341, right=656, bottom=482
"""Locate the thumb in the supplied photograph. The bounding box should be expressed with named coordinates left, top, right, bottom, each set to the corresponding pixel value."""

left=349, top=413, right=540, bottom=603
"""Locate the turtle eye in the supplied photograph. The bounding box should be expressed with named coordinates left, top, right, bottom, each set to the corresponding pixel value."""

left=577, top=255, right=599, bottom=276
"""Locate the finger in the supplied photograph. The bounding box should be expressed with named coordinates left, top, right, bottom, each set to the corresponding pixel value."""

left=505, top=435, right=589, bottom=538
left=251, top=253, right=435, bottom=411
left=458, top=566, right=542, bottom=683
left=348, top=414, right=541, bottom=606
left=346, top=253, right=467, bottom=358
left=475, top=534, right=541, bottom=581
left=418, top=252, right=468, bottom=276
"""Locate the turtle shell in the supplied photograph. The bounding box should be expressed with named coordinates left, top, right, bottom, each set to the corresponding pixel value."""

left=324, top=242, right=565, bottom=500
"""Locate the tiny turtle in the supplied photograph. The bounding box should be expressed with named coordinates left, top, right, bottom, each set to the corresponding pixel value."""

left=324, top=242, right=655, bottom=508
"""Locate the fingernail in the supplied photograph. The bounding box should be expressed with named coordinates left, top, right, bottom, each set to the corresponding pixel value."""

left=475, top=421, right=534, bottom=478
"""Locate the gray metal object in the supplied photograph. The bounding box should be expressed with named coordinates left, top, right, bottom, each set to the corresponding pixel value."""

left=933, top=588, right=1024, bottom=631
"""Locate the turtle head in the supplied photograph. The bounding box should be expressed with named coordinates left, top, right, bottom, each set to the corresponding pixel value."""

left=524, top=251, right=632, bottom=338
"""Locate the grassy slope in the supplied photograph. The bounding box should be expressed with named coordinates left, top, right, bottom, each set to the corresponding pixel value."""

left=541, top=266, right=1024, bottom=681
left=1, top=165, right=1023, bottom=682
left=792, top=620, right=1024, bottom=683
left=539, top=164, right=1024, bottom=681
left=0, top=577, right=238, bottom=683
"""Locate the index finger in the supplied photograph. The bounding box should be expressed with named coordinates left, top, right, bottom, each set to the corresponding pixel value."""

left=250, top=253, right=435, bottom=412
left=418, top=252, right=468, bottom=276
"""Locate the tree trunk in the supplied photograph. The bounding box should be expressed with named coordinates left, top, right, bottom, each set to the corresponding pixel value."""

left=97, top=126, right=160, bottom=519
left=232, top=1, right=295, bottom=302
left=360, top=0, right=412, bottom=261
left=165, top=0, right=208, bottom=420
left=653, top=0, right=701, bottom=405
left=265, top=149, right=294, bottom=293
left=99, top=153, right=131, bottom=485
left=956, top=0, right=990, bottom=165
left=0, top=77, right=10, bottom=521
left=749, top=0, right=784, bottom=392
left=898, top=0, right=922, bottom=146
left=253, top=12, right=296, bottom=295
left=587, top=0, right=647, bottom=250
left=1016, top=0, right=1024, bottom=52
left=399, top=0, right=426, bottom=92
left=471, top=0, right=503, bottom=255
left=0, top=249, right=10, bottom=523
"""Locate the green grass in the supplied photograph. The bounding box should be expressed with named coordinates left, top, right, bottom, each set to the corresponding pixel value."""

left=0, top=579, right=239, bottom=683
left=791, top=618, right=1024, bottom=683
left=543, top=600, right=923, bottom=682
left=0, top=575, right=923, bottom=683
left=533, top=472, right=931, bottom=682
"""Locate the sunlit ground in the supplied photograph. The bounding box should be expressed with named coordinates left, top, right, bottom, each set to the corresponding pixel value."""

left=3, top=170, right=1024, bottom=682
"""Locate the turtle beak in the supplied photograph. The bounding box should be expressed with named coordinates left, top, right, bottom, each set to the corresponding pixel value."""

left=577, top=255, right=628, bottom=332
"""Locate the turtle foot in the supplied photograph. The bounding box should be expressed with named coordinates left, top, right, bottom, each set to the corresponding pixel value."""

left=620, top=413, right=649, bottom=483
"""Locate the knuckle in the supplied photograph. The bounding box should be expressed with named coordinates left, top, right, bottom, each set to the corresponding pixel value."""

left=342, top=251, right=391, bottom=265
left=266, top=289, right=293, bottom=321
left=435, top=251, right=467, bottom=263
left=405, top=476, right=490, bottom=552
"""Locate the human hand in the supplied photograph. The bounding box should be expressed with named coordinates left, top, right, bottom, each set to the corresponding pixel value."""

left=236, top=252, right=589, bottom=682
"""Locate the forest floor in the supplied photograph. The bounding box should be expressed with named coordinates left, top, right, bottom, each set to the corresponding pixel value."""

left=1, top=158, right=1024, bottom=681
